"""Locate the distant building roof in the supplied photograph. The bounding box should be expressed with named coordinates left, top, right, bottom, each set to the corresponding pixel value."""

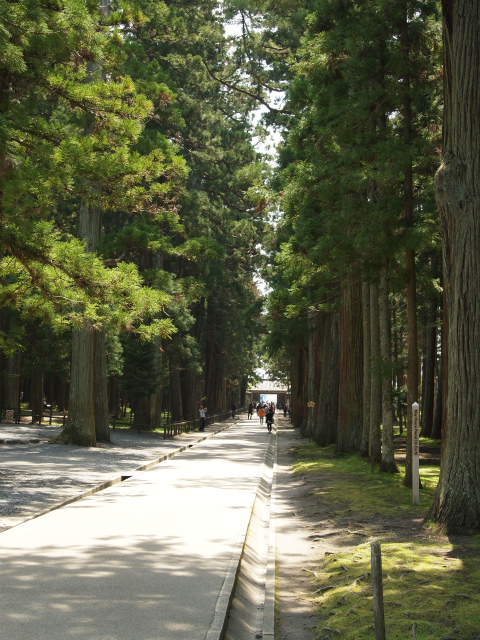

left=248, top=380, right=289, bottom=393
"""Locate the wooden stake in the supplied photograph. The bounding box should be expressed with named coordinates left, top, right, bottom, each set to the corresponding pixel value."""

left=371, top=542, right=386, bottom=640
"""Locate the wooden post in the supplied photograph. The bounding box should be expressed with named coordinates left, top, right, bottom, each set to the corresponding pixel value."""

left=412, top=402, right=420, bottom=504
left=371, top=542, right=386, bottom=640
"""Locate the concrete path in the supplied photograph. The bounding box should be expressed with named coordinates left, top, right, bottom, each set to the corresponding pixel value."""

left=0, top=419, right=273, bottom=640
left=0, top=419, right=237, bottom=532
left=223, top=418, right=317, bottom=640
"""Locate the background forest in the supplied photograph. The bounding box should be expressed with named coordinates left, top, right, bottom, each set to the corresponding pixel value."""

left=1, top=0, right=478, bottom=532
left=0, top=0, right=267, bottom=445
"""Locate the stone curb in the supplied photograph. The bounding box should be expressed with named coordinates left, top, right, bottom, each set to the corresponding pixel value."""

left=0, top=438, right=47, bottom=445
left=262, top=424, right=278, bottom=640
left=205, top=503, right=255, bottom=640
left=207, top=422, right=278, bottom=640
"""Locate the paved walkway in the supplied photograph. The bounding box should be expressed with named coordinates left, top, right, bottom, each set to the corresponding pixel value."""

left=0, top=420, right=236, bottom=532
left=0, top=419, right=274, bottom=640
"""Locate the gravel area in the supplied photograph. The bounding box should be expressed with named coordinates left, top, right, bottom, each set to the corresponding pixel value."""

left=0, top=421, right=228, bottom=532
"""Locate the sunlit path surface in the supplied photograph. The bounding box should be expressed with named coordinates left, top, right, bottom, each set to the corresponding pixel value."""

left=0, top=419, right=272, bottom=640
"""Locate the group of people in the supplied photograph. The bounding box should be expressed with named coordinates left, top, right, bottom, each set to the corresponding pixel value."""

left=198, top=400, right=291, bottom=434
left=247, top=401, right=279, bottom=432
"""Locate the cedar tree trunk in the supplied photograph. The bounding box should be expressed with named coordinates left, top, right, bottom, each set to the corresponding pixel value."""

left=337, top=274, right=363, bottom=452
left=361, top=280, right=371, bottom=457
left=379, top=261, right=398, bottom=473
left=316, top=311, right=339, bottom=446
left=429, top=0, right=480, bottom=532
left=369, top=276, right=382, bottom=462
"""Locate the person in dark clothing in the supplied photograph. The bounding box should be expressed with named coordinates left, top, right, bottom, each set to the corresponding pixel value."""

left=248, top=402, right=254, bottom=419
left=199, top=406, right=207, bottom=431
left=231, top=403, right=236, bottom=418
left=265, top=408, right=274, bottom=432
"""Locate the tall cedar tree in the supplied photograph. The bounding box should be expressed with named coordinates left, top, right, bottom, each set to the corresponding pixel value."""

left=1, top=0, right=184, bottom=444
left=108, top=0, right=266, bottom=417
left=250, top=0, right=441, bottom=465
left=429, top=0, right=480, bottom=533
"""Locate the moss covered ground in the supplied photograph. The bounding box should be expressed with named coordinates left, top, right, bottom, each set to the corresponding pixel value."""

left=291, top=438, right=480, bottom=640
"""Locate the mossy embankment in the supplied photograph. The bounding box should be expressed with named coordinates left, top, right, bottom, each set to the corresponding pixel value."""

left=292, top=439, right=480, bottom=640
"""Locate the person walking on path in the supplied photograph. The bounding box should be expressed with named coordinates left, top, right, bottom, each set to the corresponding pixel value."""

left=265, top=407, right=274, bottom=432
left=231, top=403, right=237, bottom=419
left=247, top=402, right=254, bottom=419
left=199, top=405, right=207, bottom=431
left=257, top=405, right=265, bottom=425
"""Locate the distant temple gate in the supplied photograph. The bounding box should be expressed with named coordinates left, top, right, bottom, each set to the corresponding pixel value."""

left=247, top=380, right=290, bottom=406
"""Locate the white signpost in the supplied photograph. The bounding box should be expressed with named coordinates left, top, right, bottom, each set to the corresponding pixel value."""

left=412, top=402, right=420, bottom=505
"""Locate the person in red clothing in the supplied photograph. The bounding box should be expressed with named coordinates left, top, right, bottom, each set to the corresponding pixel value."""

left=257, top=406, right=265, bottom=425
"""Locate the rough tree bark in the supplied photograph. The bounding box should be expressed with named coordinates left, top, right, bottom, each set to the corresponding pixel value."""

left=305, top=310, right=316, bottom=438
left=61, top=193, right=104, bottom=446
left=369, top=276, right=382, bottom=463
left=31, top=367, right=44, bottom=425
left=401, top=5, right=419, bottom=487
left=379, top=261, right=398, bottom=473
left=64, top=321, right=96, bottom=446
left=316, top=311, right=339, bottom=447
left=170, top=364, right=184, bottom=422
left=420, top=284, right=438, bottom=438
left=431, top=358, right=443, bottom=440
left=336, top=274, right=363, bottom=453
left=391, top=300, right=404, bottom=435
left=291, top=342, right=307, bottom=434
left=204, top=300, right=218, bottom=412
left=431, top=289, right=444, bottom=440
left=360, top=280, right=371, bottom=457
left=94, top=328, right=110, bottom=441
left=4, top=354, right=21, bottom=411
left=61, top=0, right=112, bottom=445
left=429, top=0, right=480, bottom=532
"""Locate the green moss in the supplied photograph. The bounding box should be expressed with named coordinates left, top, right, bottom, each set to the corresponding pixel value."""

left=292, top=441, right=480, bottom=640
left=293, top=442, right=438, bottom=519
left=313, top=541, right=480, bottom=639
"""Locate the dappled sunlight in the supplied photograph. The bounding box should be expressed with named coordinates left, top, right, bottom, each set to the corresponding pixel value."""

left=1, top=536, right=230, bottom=631
left=1, top=527, right=248, bottom=639
left=312, top=540, right=476, bottom=638
left=285, top=433, right=480, bottom=639
left=0, top=421, right=271, bottom=639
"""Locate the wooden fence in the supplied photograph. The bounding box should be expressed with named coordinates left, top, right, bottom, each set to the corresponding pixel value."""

left=1, top=406, right=238, bottom=439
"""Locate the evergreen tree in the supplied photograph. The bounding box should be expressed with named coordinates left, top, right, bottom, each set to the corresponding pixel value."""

left=429, top=0, right=480, bottom=533
left=114, top=0, right=266, bottom=417
left=258, top=0, right=441, bottom=468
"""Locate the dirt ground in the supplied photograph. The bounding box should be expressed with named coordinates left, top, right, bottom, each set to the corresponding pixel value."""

left=273, top=422, right=446, bottom=640
left=275, top=422, right=320, bottom=640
